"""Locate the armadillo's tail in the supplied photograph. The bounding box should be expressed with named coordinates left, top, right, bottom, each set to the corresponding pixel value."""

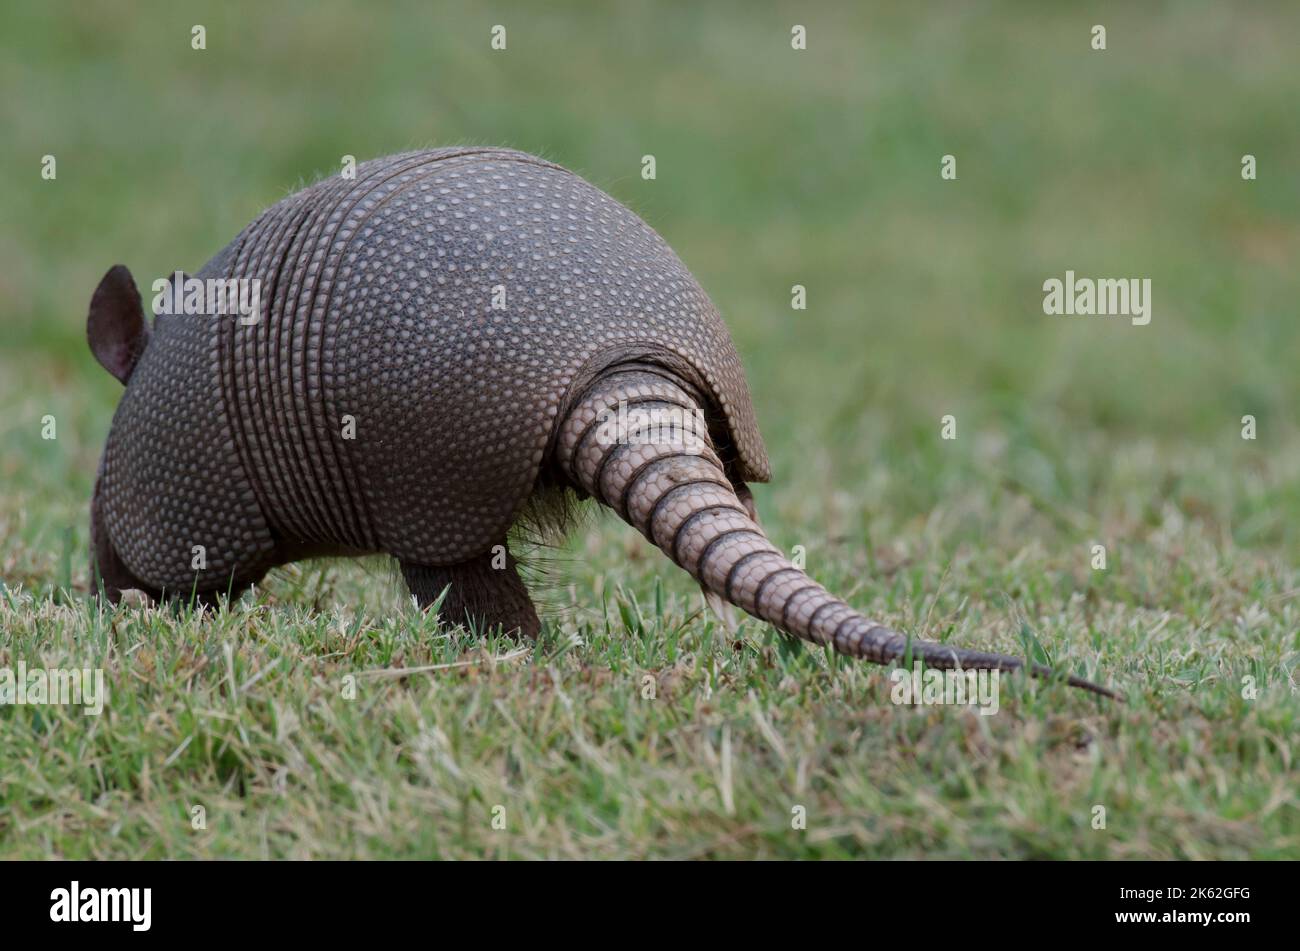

left=556, top=367, right=1119, bottom=700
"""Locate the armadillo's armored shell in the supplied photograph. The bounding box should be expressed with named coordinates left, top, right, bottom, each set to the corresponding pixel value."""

left=100, top=148, right=769, bottom=586
left=98, top=293, right=276, bottom=591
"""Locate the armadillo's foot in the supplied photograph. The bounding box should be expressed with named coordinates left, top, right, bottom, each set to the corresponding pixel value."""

left=400, top=544, right=541, bottom=639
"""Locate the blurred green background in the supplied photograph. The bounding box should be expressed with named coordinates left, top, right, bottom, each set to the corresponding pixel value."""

left=0, top=0, right=1297, bottom=860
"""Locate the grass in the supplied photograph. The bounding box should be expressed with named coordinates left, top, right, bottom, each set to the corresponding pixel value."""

left=0, top=1, right=1297, bottom=858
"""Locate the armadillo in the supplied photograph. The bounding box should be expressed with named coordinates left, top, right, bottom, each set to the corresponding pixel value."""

left=87, top=147, right=1115, bottom=697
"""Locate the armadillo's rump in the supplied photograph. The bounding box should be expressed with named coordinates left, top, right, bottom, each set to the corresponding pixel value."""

left=101, top=148, right=768, bottom=589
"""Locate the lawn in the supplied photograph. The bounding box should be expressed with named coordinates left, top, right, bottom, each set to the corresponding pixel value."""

left=0, top=1, right=1296, bottom=858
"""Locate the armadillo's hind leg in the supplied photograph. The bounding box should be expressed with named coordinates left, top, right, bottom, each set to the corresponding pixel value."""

left=399, top=543, right=541, bottom=638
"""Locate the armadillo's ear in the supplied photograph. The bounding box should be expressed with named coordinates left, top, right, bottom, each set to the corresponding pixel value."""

left=87, top=265, right=149, bottom=385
